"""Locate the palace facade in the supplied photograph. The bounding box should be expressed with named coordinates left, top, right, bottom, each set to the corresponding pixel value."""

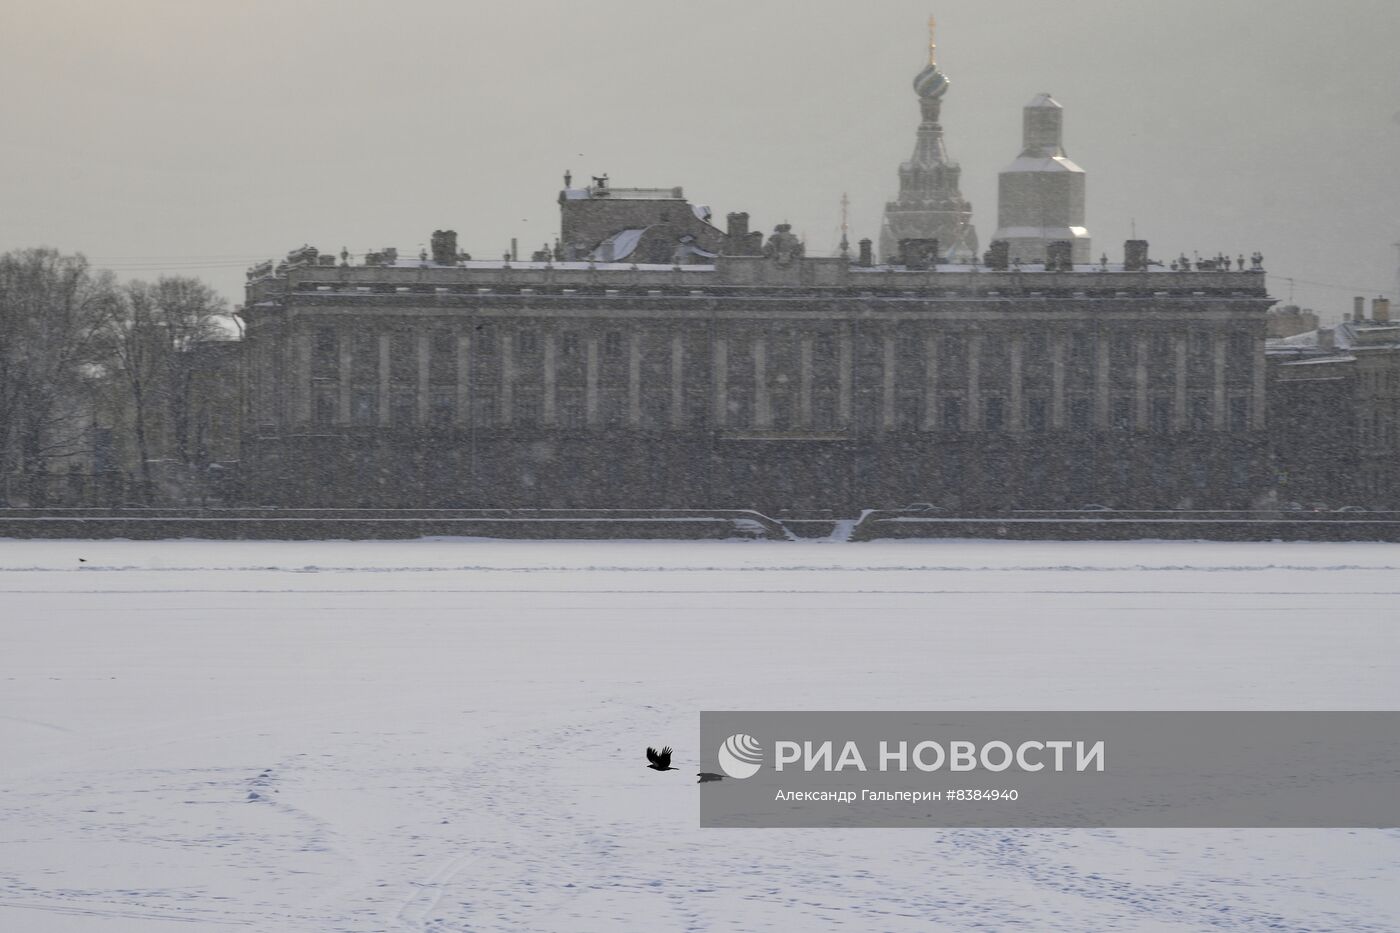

left=240, top=198, right=1272, bottom=510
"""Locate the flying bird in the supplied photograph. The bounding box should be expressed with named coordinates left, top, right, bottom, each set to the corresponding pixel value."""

left=646, top=746, right=678, bottom=771
left=697, top=772, right=724, bottom=783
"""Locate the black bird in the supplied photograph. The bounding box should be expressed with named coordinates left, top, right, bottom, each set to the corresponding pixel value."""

left=646, top=746, right=678, bottom=771
left=697, top=772, right=724, bottom=783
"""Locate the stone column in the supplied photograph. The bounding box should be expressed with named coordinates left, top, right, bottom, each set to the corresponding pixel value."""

left=585, top=336, right=599, bottom=427
left=753, top=335, right=770, bottom=429
left=1134, top=335, right=1149, bottom=430
left=967, top=333, right=982, bottom=428
left=1173, top=335, right=1187, bottom=431
left=923, top=333, right=939, bottom=431
left=1251, top=335, right=1266, bottom=430
left=1212, top=333, right=1227, bottom=429
left=378, top=334, right=391, bottom=426
left=294, top=333, right=312, bottom=426
left=881, top=333, right=896, bottom=431
left=670, top=333, right=684, bottom=428
left=837, top=325, right=852, bottom=428
left=1050, top=333, right=1066, bottom=429
left=416, top=331, right=430, bottom=425
left=455, top=334, right=471, bottom=426
left=1009, top=335, right=1024, bottom=432
left=499, top=331, right=514, bottom=425
left=1094, top=336, right=1110, bottom=429
left=713, top=335, right=728, bottom=428
left=799, top=335, right=814, bottom=429
left=337, top=337, right=352, bottom=424
left=628, top=332, right=642, bottom=428
left=543, top=332, right=557, bottom=427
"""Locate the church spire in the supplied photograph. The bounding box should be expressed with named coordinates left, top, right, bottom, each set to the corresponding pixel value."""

left=879, top=17, right=978, bottom=263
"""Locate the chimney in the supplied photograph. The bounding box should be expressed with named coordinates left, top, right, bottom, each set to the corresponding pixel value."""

left=510, top=238, right=518, bottom=263
left=1353, top=296, right=1366, bottom=322
left=984, top=240, right=1010, bottom=271
left=1374, top=297, right=1392, bottom=323
left=1318, top=327, right=1336, bottom=350
left=858, top=238, right=873, bottom=267
left=726, top=212, right=749, bottom=240
left=430, top=230, right=458, bottom=265
left=1124, top=239, right=1149, bottom=272
left=1046, top=240, right=1073, bottom=272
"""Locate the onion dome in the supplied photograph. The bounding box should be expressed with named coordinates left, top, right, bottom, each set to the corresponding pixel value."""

left=912, top=63, right=949, bottom=100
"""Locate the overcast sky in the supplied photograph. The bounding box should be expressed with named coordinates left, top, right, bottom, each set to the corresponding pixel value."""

left=3, top=0, right=1398, bottom=321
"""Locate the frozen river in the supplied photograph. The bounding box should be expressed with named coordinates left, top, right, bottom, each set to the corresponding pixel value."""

left=1, top=539, right=1397, bottom=931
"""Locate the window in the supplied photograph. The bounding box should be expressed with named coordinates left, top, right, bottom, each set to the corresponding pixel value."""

left=516, top=330, right=538, bottom=355
left=1151, top=397, right=1171, bottom=433
left=601, top=389, right=627, bottom=427
left=1027, top=397, right=1047, bottom=432
left=942, top=397, right=962, bottom=432
left=389, top=387, right=415, bottom=424
left=561, top=333, right=580, bottom=357
left=312, top=389, right=335, bottom=426
left=351, top=388, right=376, bottom=425
left=1190, top=396, right=1210, bottom=431
left=471, top=389, right=497, bottom=426
left=603, top=331, right=623, bottom=358
left=430, top=331, right=456, bottom=384
left=1231, top=456, right=1250, bottom=486
left=941, top=335, right=965, bottom=367
left=983, top=336, right=1008, bottom=366
left=1025, top=334, right=1048, bottom=365
left=312, top=330, right=337, bottom=379
left=559, top=390, right=585, bottom=429
left=1228, top=332, right=1252, bottom=365
left=430, top=390, right=454, bottom=426
left=813, top=392, right=837, bottom=431
left=897, top=394, right=920, bottom=430
left=1069, top=331, right=1093, bottom=366
left=515, top=392, right=542, bottom=425
left=1111, top=398, right=1132, bottom=431
left=390, top=333, right=415, bottom=383
left=984, top=397, right=1005, bottom=432
left=1229, top=397, right=1249, bottom=432
left=1069, top=398, right=1092, bottom=431
left=475, top=325, right=495, bottom=356
left=1111, top=333, right=1134, bottom=368
left=643, top=391, right=670, bottom=429
left=351, top=333, right=377, bottom=382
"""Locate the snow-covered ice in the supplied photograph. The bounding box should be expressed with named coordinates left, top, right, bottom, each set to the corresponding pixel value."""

left=1, top=538, right=1397, bottom=931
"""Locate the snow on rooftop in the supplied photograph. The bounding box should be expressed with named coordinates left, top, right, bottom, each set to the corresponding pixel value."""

left=591, top=228, right=645, bottom=263
left=991, top=226, right=1091, bottom=240
left=1001, top=155, right=1084, bottom=173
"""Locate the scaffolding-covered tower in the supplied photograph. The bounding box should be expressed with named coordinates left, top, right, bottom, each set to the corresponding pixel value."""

left=879, top=18, right=978, bottom=264
left=992, top=93, right=1091, bottom=265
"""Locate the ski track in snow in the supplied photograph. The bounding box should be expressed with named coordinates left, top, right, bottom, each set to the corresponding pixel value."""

left=0, top=538, right=1397, bottom=931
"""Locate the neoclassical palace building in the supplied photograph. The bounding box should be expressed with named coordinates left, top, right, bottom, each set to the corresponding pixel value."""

left=241, top=197, right=1271, bottom=509
left=239, top=28, right=1272, bottom=511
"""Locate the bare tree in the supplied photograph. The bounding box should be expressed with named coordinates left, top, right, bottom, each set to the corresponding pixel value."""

left=0, top=249, right=116, bottom=504
left=104, top=277, right=229, bottom=498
